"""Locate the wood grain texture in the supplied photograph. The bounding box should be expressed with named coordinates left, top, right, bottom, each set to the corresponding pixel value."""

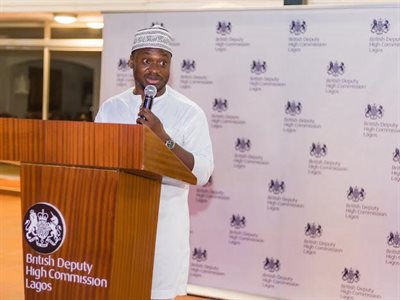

left=1, top=118, right=196, bottom=300
left=21, top=164, right=118, bottom=300
left=0, top=190, right=204, bottom=300
left=0, top=118, right=45, bottom=163
left=20, top=164, right=161, bottom=300
left=109, top=172, right=161, bottom=299
left=0, top=118, right=195, bottom=185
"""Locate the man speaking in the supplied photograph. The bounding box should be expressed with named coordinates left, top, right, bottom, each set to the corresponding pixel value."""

left=95, top=25, right=214, bottom=300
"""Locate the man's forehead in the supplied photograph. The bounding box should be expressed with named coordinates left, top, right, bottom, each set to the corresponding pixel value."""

left=134, top=48, right=171, bottom=57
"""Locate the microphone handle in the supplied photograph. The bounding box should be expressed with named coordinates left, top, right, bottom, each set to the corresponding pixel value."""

left=143, top=95, right=154, bottom=110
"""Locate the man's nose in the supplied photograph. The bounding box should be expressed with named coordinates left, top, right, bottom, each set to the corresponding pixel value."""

left=148, top=63, right=161, bottom=73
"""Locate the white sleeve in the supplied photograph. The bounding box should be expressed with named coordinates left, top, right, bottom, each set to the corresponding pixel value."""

left=182, top=110, right=214, bottom=186
left=94, top=104, right=105, bottom=123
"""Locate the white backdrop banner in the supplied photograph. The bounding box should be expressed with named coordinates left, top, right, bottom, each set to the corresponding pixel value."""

left=101, top=5, right=400, bottom=300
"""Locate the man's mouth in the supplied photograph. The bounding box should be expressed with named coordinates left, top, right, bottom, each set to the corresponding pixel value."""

left=145, top=76, right=161, bottom=85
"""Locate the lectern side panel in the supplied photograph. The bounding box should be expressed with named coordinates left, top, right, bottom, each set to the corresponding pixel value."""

left=21, top=164, right=118, bottom=300
left=109, top=172, right=161, bottom=300
left=118, top=125, right=144, bottom=170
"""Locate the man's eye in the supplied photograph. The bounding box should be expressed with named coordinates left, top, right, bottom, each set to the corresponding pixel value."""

left=143, top=58, right=150, bottom=64
left=160, top=61, right=167, bottom=67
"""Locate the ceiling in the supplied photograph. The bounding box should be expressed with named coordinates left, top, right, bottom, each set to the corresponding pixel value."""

left=0, top=12, right=103, bottom=27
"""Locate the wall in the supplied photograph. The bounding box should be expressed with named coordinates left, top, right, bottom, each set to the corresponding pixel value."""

left=101, top=5, right=400, bottom=300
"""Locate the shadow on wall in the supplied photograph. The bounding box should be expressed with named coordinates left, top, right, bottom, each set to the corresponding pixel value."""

left=188, top=175, right=213, bottom=216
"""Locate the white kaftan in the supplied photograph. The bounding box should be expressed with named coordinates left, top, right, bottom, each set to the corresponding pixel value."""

left=95, top=85, right=214, bottom=299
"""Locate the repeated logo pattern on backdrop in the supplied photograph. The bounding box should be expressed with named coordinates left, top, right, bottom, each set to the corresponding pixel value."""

left=102, top=5, right=400, bottom=300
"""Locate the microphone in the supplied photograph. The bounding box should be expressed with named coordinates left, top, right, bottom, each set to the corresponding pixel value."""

left=143, top=85, right=157, bottom=110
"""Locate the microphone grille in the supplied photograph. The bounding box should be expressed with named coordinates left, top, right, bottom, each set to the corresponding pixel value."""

left=144, top=85, right=157, bottom=97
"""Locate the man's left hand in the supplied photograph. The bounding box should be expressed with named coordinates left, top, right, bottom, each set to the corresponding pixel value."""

left=136, top=107, right=194, bottom=170
left=136, top=108, right=169, bottom=142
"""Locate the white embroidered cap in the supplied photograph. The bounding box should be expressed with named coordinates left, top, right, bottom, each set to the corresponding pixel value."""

left=131, top=25, right=173, bottom=55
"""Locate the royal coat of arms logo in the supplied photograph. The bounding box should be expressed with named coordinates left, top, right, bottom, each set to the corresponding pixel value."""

left=251, top=60, right=267, bottom=75
left=347, top=186, right=366, bottom=202
left=310, top=143, right=328, bottom=158
left=117, top=58, right=129, bottom=71
left=192, top=248, right=207, bottom=262
left=305, top=223, right=322, bottom=238
left=393, top=148, right=400, bottom=163
left=23, top=202, right=66, bottom=254
left=371, top=19, right=390, bottom=35
left=387, top=232, right=400, bottom=248
left=213, top=98, right=228, bottom=112
left=181, top=59, right=196, bottom=73
left=285, top=101, right=302, bottom=116
left=290, top=20, right=307, bottom=35
left=342, top=268, right=360, bottom=283
left=264, top=257, right=280, bottom=272
left=217, top=21, right=232, bottom=35
left=269, top=179, right=285, bottom=194
left=235, top=138, right=251, bottom=152
left=365, top=104, right=384, bottom=120
left=230, top=214, right=246, bottom=229
left=327, top=61, right=345, bottom=76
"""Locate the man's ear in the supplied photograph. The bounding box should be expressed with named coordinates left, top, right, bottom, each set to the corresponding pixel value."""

left=128, top=54, right=135, bottom=70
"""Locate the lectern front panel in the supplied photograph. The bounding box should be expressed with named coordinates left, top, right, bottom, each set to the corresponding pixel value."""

left=20, top=164, right=161, bottom=300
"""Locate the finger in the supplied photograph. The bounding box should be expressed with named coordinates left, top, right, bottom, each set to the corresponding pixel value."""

left=137, top=116, right=151, bottom=125
left=138, top=107, right=151, bottom=115
left=138, top=111, right=154, bottom=122
left=136, top=116, right=144, bottom=124
left=136, top=113, right=149, bottom=124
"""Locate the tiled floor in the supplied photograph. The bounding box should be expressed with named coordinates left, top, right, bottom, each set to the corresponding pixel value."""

left=0, top=188, right=208, bottom=300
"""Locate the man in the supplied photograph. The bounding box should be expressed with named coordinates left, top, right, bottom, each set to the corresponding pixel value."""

left=95, top=25, right=214, bottom=300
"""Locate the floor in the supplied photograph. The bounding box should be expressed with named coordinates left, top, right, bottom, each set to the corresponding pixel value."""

left=0, top=181, right=209, bottom=300
left=0, top=191, right=24, bottom=300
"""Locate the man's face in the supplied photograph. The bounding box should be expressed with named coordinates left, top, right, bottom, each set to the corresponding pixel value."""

left=130, top=48, right=171, bottom=97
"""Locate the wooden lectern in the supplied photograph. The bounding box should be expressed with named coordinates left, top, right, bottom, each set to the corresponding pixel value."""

left=0, top=118, right=196, bottom=300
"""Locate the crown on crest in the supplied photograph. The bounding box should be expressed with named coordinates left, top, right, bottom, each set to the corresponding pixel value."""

left=37, top=209, right=48, bottom=221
